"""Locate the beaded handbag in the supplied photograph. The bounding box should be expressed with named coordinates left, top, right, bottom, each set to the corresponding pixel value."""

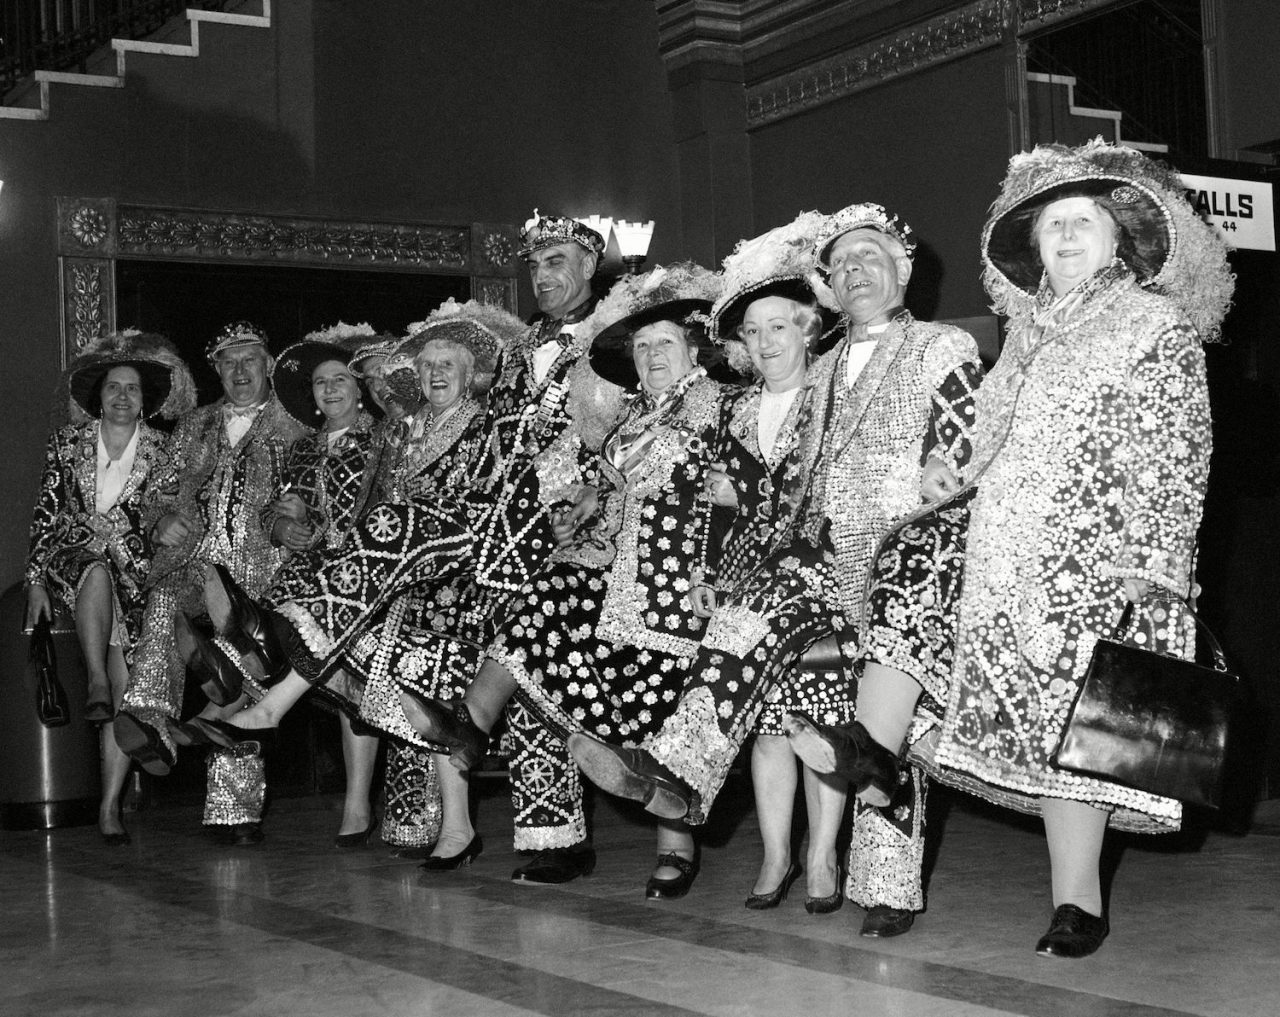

left=1052, top=600, right=1239, bottom=809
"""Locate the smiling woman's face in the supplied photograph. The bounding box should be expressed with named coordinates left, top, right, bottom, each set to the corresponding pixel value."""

left=311, top=359, right=360, bottom=428
left=416, top=339, right=473, bottom=415
left=1034, top=195, right=1118, bottom=297
left=631, top=321, right=696, bottom=396
left=739, top=295, right=808, bottom=391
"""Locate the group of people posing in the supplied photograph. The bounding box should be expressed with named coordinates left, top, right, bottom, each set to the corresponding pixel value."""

left=26, top=139, right=1233, bottom=959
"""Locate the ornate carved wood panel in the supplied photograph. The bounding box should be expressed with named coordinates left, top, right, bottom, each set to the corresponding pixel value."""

left=54, top=198, right=519, bottom=366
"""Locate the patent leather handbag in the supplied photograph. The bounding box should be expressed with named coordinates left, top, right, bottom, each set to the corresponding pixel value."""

left=1052, top=600, right=1239, bottom=809
left=30, top=614, right=71, bottom=728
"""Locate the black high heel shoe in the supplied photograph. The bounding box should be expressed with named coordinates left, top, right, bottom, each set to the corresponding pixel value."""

left=398, top=691, right=489, bottom=770
left=744, top=862, right=801, bottom=910
left=645, top=850, right=699, bottom=900
left=804, top=872, right=844, bottom=915
left=84, top=682, right=114, bottom=725
left=187, top=716, right=275, bottom=750
left=419, top=834, right=483, bottom=871
left=334, top=816, right=378, bottom=849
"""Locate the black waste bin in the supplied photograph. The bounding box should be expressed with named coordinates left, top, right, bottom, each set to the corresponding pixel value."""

left=0, top=582, right=101, bottom=829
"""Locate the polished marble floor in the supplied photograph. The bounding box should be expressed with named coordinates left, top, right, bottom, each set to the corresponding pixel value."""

left=3, top=777, right=1278, bottom=1017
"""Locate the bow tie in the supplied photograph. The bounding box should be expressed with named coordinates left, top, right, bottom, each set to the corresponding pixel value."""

left=224, top=404, right=263, bottom=420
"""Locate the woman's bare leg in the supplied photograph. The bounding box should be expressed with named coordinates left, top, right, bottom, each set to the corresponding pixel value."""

left=653, top=817, right=695, bottom=880
left=338, top=713, right=378, bottom=836
left=228, top=670, right=311, bottom=728
left=801, top=763, right=847, bottom=900
left=750, top=734, right=797, bottom=894
left=429, top=756, right=475, bottom=858
left=98, top=645, right=132, bottom=836
left=1041, top=797, right=1108, bottom=916
left=74, top=566, right=114, bottom=701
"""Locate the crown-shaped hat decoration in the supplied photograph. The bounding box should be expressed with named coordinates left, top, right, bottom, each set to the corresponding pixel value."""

left=518, top=208, right=606, bottom=258
left=813, top=202, right=916, bottom=267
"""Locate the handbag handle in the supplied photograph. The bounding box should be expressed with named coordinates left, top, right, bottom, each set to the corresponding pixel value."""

left=1111, top=599, right=1230, bottom=673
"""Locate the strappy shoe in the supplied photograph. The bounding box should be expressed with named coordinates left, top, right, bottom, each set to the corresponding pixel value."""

left=645, top=850, right=699, bottom=900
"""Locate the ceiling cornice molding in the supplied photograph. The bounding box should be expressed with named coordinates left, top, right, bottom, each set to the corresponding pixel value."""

left=655, top=0, right=1124, bottom=127
left=745, top=0, right=1007, bottom=127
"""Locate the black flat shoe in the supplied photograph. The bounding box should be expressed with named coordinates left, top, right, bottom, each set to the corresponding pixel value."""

left=187, top=716, right=274, bottom=751
left=397, top=692, right=489, bottom=769
left=511, top=845, right=597, bottom=884
left=419, top=834, right=483, bottom=871
left=334, top=817, right=378, bottom=849
left=112, top=712, right=175, bottom=776
left=178, top=613, right=247, bottom=707
left=745, top=862, right=801, bottom=910
left=861, top=904, right=915, bottom=937
left=1035, top=904, right=1108, bottom=958
left=566, top=734, right=692, bottom=820
left=100, top=828, right=131, bottom=847
left=232, top=822, right=265, bottom=847
left=645, top=851, right=699, bottom=900
left=784, top=714, right=900, bottom=807
left=206, top=563, right=295, bottom=681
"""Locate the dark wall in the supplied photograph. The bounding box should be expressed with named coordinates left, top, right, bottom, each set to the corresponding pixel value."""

left=748, top=48, right=1010, bottom=322
left=0, top=0, right=679, bottom=586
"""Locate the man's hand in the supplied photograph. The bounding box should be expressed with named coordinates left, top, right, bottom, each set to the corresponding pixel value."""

left=689, top=585, right=718, bottom=618
left=921, top=457, right=960, bottom=502
left=24, top=585, right=52, bottom=629
left=153, top=512, right=194, bottom=548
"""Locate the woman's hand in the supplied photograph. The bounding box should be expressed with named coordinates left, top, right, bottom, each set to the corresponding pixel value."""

left=704, top=462, right=738, bottom=508
left=1122, top=578, right=1151, bottom=604
left=153, top=512, right=194, bottom=547
left=689, top=585, right=718, bottom=618
left=25, top=585, right=52, bottom=629
left=552, top=486, right=599, bottom=547
left=272, top=493, right=308, bottom=521
left=921, top=457, right=960, bottom=502
left=273, top=516, right=314, bottom=551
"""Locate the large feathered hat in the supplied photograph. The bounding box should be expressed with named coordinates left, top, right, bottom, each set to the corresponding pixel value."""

left=708, top=211, right=843, bottom=374
left=57, top=329, right=196, bottom=427
left=382, top=298, right=526, bottom=404
left=581, top=262, right=722, bottom=390
left=982, top=138, right=1234, bottom=340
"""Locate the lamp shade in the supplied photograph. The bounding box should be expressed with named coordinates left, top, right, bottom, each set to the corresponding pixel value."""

left=614, top=220, right=655, bottom=259
left=574, top=215, right=614, bottom=252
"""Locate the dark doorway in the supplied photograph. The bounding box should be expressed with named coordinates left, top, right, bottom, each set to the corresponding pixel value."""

left=116, top=260, right=471, bottom=403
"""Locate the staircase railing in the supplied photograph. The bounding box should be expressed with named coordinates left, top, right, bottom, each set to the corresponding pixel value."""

left=1, top=0, right=234, bottom=100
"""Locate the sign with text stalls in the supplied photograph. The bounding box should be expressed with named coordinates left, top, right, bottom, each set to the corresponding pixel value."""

left=1179, top=174, right=1275, bottom=252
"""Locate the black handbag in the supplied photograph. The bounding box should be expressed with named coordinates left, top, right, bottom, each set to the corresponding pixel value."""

left=29, top=614, right=71, bottom=728
left=1052, top=600, right=1239, bottom=809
